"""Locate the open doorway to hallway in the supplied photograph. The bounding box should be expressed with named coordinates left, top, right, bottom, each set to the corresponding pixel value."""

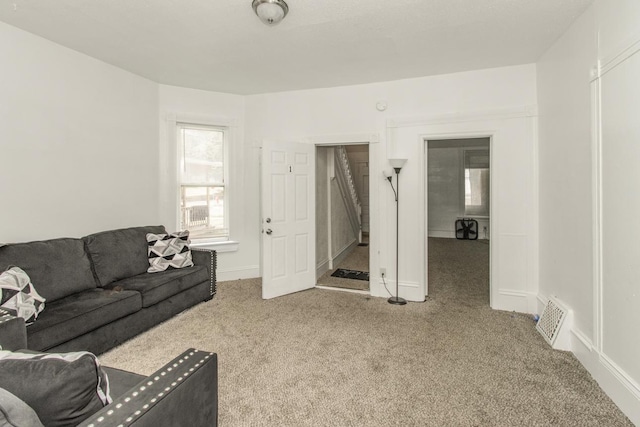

left=315, top=144, right=370, bottom=292
left=427, top=138, right=490, bottom=305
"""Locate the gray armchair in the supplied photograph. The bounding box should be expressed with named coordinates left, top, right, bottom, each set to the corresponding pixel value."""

left=0, top=311, right=218, bottom=427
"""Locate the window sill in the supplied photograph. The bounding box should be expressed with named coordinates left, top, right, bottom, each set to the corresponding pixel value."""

left=191, top=240, right=239, bottom=253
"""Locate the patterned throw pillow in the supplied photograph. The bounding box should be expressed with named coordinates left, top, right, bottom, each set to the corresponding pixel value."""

left=0, top=267, right=45, bottom=324
left=147, top=231, right=194, bottom=273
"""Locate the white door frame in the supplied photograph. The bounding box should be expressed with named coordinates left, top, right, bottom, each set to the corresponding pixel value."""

left=424, top=134, right=493, bottom=305
left=309, top=133, right=380, bottom=297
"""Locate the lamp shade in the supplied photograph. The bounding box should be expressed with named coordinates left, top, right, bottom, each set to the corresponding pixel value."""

left=389, top=158, right=408, bottom=170
left=253, top=0, right=288, bottom=25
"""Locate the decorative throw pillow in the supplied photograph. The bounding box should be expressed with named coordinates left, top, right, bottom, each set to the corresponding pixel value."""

left=0, top=387, right=44, bottom=427
left=0, top=350, right=111, bottom=427
left=0, top=267, right=45, bottom=324
left=147, top=231, right=194, bottom=273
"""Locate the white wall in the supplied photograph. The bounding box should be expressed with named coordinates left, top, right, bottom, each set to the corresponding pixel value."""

left=315, top=146, right=359, bottom=278
left=0, top=22, right=159, bottom=241
left=330, top=176, right=357, bottom=259
left=157, top=85, right=260, bottom=281
left=345, top=146, right=370, bottom=232
left=537, top=1, right=640, bottom=423
left=246, top=64, right=537, bottom=308
left=315, top=147, right=329, bottom=275
left=537, top=2, right=596, bottom=345
left=427, top=147, right=462, bottom=238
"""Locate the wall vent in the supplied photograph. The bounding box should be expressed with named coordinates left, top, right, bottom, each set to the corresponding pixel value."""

left=536, top=296, right=573, bottom=351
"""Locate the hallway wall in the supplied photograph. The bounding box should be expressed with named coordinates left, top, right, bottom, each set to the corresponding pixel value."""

left=315, top=147, right=358, bottom=278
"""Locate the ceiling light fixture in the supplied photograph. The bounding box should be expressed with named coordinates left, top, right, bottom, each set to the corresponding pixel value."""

left=252, top=0, right=288, bottom=26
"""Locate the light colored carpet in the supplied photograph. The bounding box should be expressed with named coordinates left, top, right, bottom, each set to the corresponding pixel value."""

left=100, top=238, right=631, bottom=426
left=316, top=243, right=370, bottom=291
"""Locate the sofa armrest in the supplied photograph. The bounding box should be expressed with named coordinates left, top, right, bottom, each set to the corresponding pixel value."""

left=192, top=248, right=217, bottom=298
left=79, top=348, right=218, bottom=427
left=0, top=310, right=27, bottom=351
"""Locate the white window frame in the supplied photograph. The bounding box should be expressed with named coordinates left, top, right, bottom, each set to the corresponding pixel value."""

left=166, top=114, right=239, bottom=252
left=177, top=122, right=229, bottom=242
left=462, top=148, right=490, bottom=217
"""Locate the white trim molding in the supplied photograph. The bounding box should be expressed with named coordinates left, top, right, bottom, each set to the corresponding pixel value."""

left=305, top=133, right=380, bottom=145
left=387, top=105, right=538, bottom=129
left=496, top=290, right=538, bottom=314
left=568, top=329, right=640, bottom=425
left=216, top=265, right=260, bottom=282
left=599, top=32, right=640, bottom=78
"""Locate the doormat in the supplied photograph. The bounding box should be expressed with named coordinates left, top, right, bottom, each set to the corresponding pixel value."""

left=331, top=269, right=369, bottom=281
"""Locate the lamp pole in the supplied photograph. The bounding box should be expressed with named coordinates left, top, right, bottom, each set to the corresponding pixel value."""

left=388, top=160, right=407, bottom=305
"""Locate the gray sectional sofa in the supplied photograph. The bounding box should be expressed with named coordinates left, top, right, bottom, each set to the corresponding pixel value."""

left=0, top=225, right=216, bottom=355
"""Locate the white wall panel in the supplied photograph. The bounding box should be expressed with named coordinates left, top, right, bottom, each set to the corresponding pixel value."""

left=601, top=48, right=640, bottom=392
left=0, top=22, right=159, bottom=241
left=537, top=1, right=640, bottom=422
left=427, top=147, right=462, bottom=237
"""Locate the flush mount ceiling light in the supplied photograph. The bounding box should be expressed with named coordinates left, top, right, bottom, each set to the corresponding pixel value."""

left=252, top=0, right=289, bottom=26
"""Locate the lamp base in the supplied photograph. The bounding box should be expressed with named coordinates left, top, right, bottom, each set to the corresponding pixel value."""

left=387, top=296, right=407, bottom=305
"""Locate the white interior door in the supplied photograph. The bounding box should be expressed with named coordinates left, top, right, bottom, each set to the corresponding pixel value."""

left=262, top=140, right=315, bottom=299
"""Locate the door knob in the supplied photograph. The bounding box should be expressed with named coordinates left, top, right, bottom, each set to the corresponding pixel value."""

left=266, top=229, right=273, bottom=235
left=265, top=218, right=271, bottom=223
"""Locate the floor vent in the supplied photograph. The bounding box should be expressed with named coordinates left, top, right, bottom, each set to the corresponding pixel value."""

left=536, top=296, right=573, bottom=351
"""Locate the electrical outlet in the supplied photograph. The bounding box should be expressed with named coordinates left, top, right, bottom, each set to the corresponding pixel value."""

left=380, top=267, right=386, bottom=277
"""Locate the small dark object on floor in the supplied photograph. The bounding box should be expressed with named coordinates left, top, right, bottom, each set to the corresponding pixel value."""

left=358, top=243, right=369, bottom=247
left=455, top=218, right=478, bottom=240
left=331, top=269, right=369, bottom=281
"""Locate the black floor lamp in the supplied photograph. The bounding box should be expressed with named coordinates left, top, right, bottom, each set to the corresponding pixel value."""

left=385, top=158, right=408, bottom=305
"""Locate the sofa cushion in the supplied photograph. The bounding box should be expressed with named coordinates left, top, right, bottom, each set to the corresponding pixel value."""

left=0, top=238, right=96, bottom=303
left=0, top=267, right=45, bottom=324
left=107, top=265, right=208, bottom=308
left=147, top=231, right=194, bottom=273
left=27, top=288, right=141, bottom=351
left=0, top=350, right=111, bottom=427
left=84, top=225, right=166, bottom=286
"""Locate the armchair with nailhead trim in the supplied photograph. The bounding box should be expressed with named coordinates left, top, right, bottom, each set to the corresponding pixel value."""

left=0, top=312, right=218, bottom=427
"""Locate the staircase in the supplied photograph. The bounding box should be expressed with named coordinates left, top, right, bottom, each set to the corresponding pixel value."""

left=334, top=146, right=362, bottom=242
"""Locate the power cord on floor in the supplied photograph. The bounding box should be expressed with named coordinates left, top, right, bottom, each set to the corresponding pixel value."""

left=381, top=272, right=393, bottom=297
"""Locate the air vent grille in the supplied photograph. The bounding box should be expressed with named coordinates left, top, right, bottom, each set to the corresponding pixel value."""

left=536, top=297, right=568, bottom=346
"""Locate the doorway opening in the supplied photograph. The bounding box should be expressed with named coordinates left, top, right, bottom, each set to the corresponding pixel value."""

left=315, top=144, right=370, bottom=292
left=426, top=138, right=490, bottom=306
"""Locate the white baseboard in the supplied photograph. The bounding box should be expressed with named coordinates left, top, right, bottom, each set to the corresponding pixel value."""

left=216, top=266, right=260, bottom=282
left=331, top=239, right=358, bottom=268
left=428, top=230, right=456, bottom=238
left=316, top=258, right=331, bottom=280
left=427, top=230, right=490, bottom=240
left=569, top=329, right=640, bottom=425
left=371, top=279, right=424, bottom=302
left=493, top=289, right=537, bottom=313
left=599, top=354, right=640, bottom=425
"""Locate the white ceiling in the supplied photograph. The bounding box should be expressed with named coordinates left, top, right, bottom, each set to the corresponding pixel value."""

left=0, top=0, right=592, bottom=95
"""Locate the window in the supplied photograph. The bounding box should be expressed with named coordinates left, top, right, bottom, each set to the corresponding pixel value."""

left=464, top=149, right=490, bottom=216
left=177, top=123, right=228, bottom=241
